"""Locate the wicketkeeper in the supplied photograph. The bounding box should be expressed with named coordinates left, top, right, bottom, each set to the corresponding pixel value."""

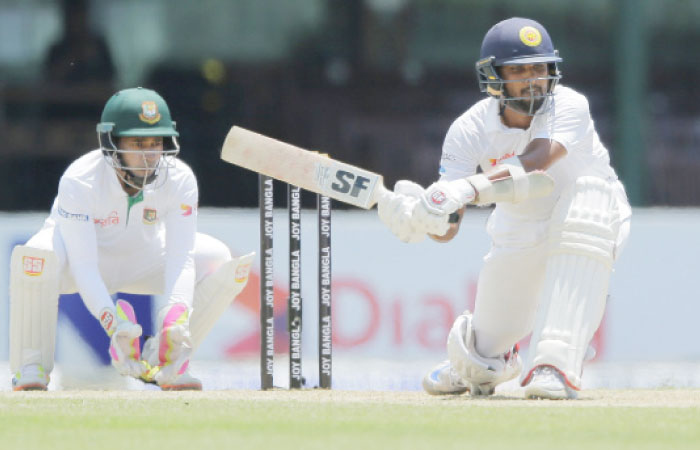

left=378, top=17, right=631, bottom=399
left=10, top=87, right=254, bottom=391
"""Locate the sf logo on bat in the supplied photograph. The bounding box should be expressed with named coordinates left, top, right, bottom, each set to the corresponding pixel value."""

left=331, top=170, right=371, bottom=198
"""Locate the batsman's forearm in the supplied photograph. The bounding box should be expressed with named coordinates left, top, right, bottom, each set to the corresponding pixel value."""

left=429, top=207, right=465, bottom=243
left=466, top=171, right=554, bottom=205
left=519, top=138, right=568, bottom=171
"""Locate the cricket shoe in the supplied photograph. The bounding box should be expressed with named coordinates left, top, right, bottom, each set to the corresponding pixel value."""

left=447, top=311, right=522, bottom=396
left=158, top=366, right=202, bottom=391
left=468, top=343, right=522, bottom=396
left=141, top=310, right=201, bottom=392
left=523, top=365, right=578, bottom=400
left=12, top=364, right=49, bottom=391
left=140, top=357, right=202, bottom=391
left=422, top=360, right=469, bottom=395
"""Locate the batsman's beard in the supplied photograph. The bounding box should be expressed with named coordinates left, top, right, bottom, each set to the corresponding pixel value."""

left=503, top=84, right=547, bottom=115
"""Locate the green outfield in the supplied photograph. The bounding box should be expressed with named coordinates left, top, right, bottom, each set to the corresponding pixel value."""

left=1, top=389, right=699, bottom=450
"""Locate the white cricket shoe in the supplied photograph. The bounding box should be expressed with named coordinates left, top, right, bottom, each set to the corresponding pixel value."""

left=12, top=364, right=49, bottom=391
left=141, top=336, right=202, bottom=391
left=524, top=365, right=578, bottom=400
left=159, top=368, right=203, bottom=391
left=467, top=343, right=522, bottom=396
left=422, top=360, right=469, bottom=395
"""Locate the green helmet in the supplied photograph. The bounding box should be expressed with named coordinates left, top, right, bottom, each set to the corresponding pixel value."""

left=98, top=87, right=178, bottom=138
left=97, top=87, right=180, bottom=191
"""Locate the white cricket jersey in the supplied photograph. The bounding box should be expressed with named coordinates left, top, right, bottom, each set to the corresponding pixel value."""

left=45, top=149, right=198, bottom=318
left=438, top=85, right=618, bottom=219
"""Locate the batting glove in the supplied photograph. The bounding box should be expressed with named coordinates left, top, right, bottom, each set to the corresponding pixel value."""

left=421, top=179, right=476, bottom=216
left=377, top=180, right=426, bottom=243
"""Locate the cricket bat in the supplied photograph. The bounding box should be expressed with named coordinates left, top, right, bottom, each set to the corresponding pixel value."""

left=220, top=126, right=554, bottom=208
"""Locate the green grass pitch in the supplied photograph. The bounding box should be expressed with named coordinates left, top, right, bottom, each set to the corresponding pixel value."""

left=1, top=390, right=699, bottom=449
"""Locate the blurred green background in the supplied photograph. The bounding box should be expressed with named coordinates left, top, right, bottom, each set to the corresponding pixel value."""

left=1, top=0, right=697, bottom=209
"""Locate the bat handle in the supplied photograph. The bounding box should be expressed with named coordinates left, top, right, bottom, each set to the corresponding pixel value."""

left=371, top=184, right=394, bottom=209
left=448, top=212, right=460, bottom=224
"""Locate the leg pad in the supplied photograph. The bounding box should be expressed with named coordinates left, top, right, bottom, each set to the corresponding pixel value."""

left=9, top=246, right=59, bottom=374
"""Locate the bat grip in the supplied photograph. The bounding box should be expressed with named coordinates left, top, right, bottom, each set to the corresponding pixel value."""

left=448, top=212, right=460, bottom=223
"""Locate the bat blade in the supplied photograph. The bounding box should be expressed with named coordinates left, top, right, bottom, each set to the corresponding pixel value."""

left=221, top=126, right=388, bottom=209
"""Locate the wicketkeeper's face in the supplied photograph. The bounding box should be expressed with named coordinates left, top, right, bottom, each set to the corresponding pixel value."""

left=118, top=136, right=164, bottom=177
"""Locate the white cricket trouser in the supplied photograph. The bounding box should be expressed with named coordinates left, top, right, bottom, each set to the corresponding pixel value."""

left=25, top=226, right=231, bottom=297
left=471, top=178, right=630, bottom=359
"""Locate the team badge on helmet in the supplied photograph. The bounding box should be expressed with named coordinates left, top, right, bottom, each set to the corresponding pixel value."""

left=519, top=26, right=542, bottom=47
left=139, top=101, right=161, bottom=125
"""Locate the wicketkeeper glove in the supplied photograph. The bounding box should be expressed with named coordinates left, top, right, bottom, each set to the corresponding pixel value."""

left=106, top=300, right=149, bottom=378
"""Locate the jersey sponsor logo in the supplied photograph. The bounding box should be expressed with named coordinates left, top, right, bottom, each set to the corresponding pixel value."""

left=139, top=101, right=161, bottom=125
left=57, top=206, right=89, bottom=222
left=180, top=204, right=194, bottom=216
left=489, top=151, right=515, bottom=166
left=235, top=263, right=251, bottom=283
left=22, top=256, right=45, bottom=276
left=519, top=26, right=542, bottom=47
left=143, top=208, right=158, bottom=224
left=331, top=170, right=371, bottom=198
left=94, top=211, right=120, bottom=228
left=430, top=190, right=447, bottom=205
left=100, top=309, right=115, bottom=334
left=441, top=153, right=458, bottom=162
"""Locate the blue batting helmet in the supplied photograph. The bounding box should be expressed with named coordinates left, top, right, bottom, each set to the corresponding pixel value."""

left=475, top=18, right=562, bottom=115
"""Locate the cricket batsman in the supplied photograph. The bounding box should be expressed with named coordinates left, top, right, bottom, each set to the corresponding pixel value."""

left=10, top=87, right=254, bottom=391
left=377, top=17, right=631, bottom=399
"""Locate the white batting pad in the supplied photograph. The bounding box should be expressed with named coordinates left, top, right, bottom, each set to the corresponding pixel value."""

left=447, top=311, right=522, bottom=395
left=523, top=176, right=622, bottom=389
left=189, top=252, right=255, bottom=350
left=9, top=246, right=60, bottom=374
